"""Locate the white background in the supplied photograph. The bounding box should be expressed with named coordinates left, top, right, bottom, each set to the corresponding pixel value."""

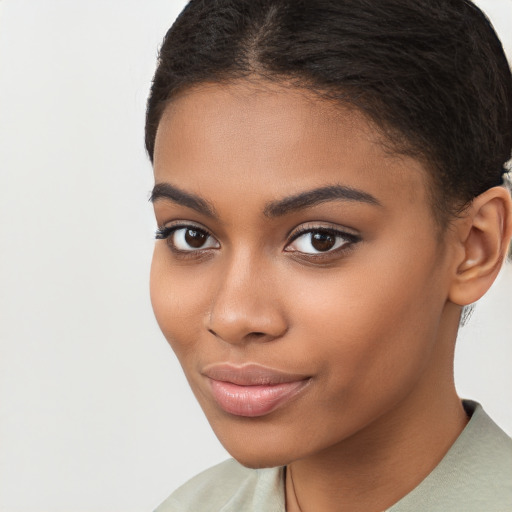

left=0, top=1, right=510, bottom=511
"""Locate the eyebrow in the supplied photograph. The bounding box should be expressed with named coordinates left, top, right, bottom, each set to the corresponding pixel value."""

left=150, top=182, right=381, bottom=219
left=150, top=182, right=217, bottom=218
left=263, top=185, right=382, bottom=217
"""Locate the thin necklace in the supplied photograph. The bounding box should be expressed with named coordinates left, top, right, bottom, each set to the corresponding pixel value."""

left=288, top=465, right=304, bottom=512
left=289, top=466, right=389, bottom=512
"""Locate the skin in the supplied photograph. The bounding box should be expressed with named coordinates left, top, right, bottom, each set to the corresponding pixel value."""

left=150, top=81, right=512, bottom=512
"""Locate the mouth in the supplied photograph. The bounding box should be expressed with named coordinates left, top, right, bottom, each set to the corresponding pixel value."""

left=202, top=363, right=311, bottom=417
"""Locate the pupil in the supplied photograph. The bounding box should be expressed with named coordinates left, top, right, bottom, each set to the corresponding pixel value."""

left=311, top=231, right=336, bottom=252
left=185, top=229, right=207, bottom=248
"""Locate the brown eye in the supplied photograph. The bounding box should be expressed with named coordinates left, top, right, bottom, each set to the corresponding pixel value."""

left=185, top=229, right=208, bottom=248
left=158, top=226, right=220, bottom=252
left=286, top=227, right=358, bottom=255
left=311, top=231, right=336, bottom=252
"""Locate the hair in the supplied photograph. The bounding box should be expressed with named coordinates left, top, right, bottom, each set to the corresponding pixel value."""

left=145, top=0, right=512, bottom=223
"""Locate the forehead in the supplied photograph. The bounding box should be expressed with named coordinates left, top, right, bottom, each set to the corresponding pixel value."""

left=153, top=81, right=430, bottom=216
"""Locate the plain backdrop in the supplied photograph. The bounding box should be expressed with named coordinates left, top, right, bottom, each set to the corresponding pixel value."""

left=0, top=1, right=511, bottom=511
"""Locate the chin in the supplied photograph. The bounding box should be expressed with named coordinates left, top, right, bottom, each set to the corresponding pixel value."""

left=211, top=422, right=302, bottom=469
left=228, top=448, right=291, bottom=469
left=201, top=396, right=323, bottom=468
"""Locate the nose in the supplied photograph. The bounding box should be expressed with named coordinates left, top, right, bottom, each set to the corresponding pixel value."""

left=206, top=252, right=288, bottom=345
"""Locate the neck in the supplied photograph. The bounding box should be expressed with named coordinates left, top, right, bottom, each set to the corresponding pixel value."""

left=285, top=307, right=469, bottom=512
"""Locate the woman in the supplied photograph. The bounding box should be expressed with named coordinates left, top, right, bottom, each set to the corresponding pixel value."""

left=146, top=0, right=512, bottom=510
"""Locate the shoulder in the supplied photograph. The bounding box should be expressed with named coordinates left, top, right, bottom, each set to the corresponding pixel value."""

left=390, top=400, right=512, bottom=512
left=154, top=459, right=285, bottom=512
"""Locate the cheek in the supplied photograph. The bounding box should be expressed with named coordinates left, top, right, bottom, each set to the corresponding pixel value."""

left=149, top=247, right=207, bottom=361
left=286, top=246, right=445, bottom=402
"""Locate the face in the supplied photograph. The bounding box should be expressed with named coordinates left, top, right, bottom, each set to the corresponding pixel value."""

left=150, top=81, right=458, bottom=468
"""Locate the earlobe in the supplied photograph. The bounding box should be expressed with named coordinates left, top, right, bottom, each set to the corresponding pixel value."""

left=449, top=186, right=512, bottom=306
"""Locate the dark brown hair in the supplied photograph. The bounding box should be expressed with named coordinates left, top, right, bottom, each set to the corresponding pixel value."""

left=146, top=0, right=512, bottom=221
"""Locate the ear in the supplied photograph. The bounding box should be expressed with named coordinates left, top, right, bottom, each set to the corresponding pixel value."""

left=449, top=186, right=512, bottom=306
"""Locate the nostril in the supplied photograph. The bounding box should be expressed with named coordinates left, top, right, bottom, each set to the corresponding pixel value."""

left=245, top=332, right=271, bottom=342
left=207, top=328, right=271, bottom=343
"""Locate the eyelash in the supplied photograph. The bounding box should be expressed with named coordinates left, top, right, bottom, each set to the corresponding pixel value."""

left=155, top=223, right=217, bottom=258
left=292, top=225, right=359, bottom=241
left=285, top=225, right=360, bottom=260
left=155, top=223, right=360, bottom=260
left=155, top=224, right=205, bottom=241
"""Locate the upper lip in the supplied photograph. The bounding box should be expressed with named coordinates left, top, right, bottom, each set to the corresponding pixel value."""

left=201, top=363, right=310, bottom=386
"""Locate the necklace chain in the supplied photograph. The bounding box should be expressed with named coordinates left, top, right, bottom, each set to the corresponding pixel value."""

left=288, top=465, right=304, bottom=512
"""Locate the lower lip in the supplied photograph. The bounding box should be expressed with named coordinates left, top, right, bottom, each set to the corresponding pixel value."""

left=208, top=378, right=310, bottom=417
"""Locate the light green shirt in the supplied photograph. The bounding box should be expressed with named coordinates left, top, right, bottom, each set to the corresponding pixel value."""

left=156, top=401, right=512, bottom=511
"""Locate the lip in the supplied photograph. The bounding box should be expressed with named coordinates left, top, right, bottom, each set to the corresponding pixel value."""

left=202, top=363, right=311, bottom=417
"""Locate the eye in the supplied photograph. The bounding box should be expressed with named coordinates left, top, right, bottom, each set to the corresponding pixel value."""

left=156, top=225, right=220, bottom=252
left=285, top=227, right=358, bottom=255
